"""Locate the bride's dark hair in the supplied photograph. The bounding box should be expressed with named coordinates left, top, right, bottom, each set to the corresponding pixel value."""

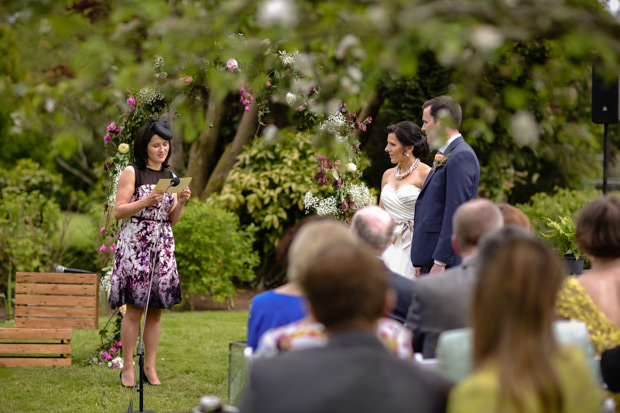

left=386, top=121, right=430, bottom=158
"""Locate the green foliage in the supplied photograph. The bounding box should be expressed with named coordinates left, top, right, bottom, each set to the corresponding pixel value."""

left=211, top=130, right=318, bottom=254
left=542, top=216, right=583, bottom=258
left=0, top=158, right=62, bottom=200
left=174, top=201, right=258, bottom=302
left=516, top=187, right=602, bottom=235
left=0, top=189, right=62, bottom=294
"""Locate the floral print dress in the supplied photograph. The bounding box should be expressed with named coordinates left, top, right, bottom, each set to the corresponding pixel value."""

left=109, top=165, right=182, bottom=309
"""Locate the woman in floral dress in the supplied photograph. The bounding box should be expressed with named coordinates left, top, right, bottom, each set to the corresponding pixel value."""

left=109, top=119, right=191, bottom=387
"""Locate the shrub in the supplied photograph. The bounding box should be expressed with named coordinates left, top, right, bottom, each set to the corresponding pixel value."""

left=174, top=201, right=258, bottom=305
left=516, top=187, right=603, bottom=236
left=542, top=216, right=583, bottom=258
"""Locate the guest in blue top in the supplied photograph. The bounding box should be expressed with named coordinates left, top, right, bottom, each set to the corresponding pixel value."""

left=246, top=216, right=329, bottom=350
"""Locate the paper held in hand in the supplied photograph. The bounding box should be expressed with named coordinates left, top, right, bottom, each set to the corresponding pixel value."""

left=153, top=177, right=192, bottom=193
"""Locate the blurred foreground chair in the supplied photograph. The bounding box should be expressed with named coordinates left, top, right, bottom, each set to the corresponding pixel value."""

left=435, top=320, right=600, bottom=383
left=0, top=272, right=99, bottom=366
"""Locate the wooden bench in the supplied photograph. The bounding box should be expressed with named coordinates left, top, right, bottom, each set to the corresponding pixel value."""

left=0, top=272, right=99, bottom=366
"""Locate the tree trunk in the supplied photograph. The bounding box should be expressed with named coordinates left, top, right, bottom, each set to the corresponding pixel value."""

left=161, top=110, right=185, bottom=174
left=200, top=101, right=259, bottom=199
left=355, top=92, right=384, bottom=147
left=186, top=93, right=225, bottom=196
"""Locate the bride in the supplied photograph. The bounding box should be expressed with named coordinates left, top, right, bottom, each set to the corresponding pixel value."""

left=380, top=121, right=431, bottom=279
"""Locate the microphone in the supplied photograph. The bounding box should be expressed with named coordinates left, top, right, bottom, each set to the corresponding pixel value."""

left=170, top=177, right=181, bottom=187
left=56, top=265, right=93, bottom=274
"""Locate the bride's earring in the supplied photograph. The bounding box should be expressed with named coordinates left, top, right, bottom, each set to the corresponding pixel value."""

left=403, top=152, right=410, bottom=157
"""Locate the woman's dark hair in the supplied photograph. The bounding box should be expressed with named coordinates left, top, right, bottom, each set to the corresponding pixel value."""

left=133, top=119, right=173, bottom=170
left=386, top=121, right=430, bottom=158
left=576, top=195, right=620, bottom=259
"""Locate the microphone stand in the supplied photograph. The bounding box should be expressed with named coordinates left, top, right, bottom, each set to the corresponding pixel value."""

left=123, top=181, right=177, bottom=413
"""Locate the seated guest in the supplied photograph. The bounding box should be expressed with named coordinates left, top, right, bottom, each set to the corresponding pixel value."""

left=601, top=345, right=620, bottom=393
left=255, top=218, right=412, bottom=360
left=448, top=227, right=604, bottom=412
left=351, top=205, right=415, bottom=324
left=555, top=196, right=620, bottom=355
left=246, top=216, right=327, bottom=350
left=405, top=199, right=503, bottom=358
left=497, top=203, right=534, bottom=233
left=241, top=223, right=450, bottom=413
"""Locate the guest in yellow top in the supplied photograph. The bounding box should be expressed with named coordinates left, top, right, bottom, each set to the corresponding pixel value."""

left=448, top=227, right=604, bottom=413
left=555, top=196, right=620, bottom=355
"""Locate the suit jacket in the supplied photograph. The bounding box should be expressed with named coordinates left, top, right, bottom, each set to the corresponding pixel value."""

left=387, top=267, right=416, bottom=324
left=240, top=330, right=450, bottom=413
left=410, top=136, right=480, bottom=268
left=405, top=258, right=478, bottom=358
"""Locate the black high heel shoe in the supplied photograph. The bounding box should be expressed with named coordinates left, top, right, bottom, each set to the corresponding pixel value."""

left=141, top=367, right=160, bottom=386
left=120, top=371, right=134, bottom=388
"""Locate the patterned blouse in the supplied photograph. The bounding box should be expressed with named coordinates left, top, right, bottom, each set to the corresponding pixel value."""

left=555, top=277, right=620, bottom=356
left=254, top=317, right=413, bottom=361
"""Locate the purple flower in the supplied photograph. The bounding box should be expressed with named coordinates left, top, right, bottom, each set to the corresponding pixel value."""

left=99, top=245, right=107, bottom=253
left=114, top=341, right=122, bottom=348
left=100, top=351, right=109, bottom=360
left=112, top=364, right=120, bottom=370
left=127, top=97, right=136, bottom=106
left=107, top=123, right=118, bottom=133
left=109, top=348, right=117, bottom=355
left=100, top=227, right=105, bottom=234
left=103, top=134, right=112, bottom=142
left=226, top=58, right=239, bottom=72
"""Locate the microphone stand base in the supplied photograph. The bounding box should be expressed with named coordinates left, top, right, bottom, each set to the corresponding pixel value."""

left=122, top=410, right=155, bottom=413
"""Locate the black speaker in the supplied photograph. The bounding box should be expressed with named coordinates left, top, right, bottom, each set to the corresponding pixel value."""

left=592, top=69, right=619, bottom=124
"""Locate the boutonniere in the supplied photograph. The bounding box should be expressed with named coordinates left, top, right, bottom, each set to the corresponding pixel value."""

left=433, top=153, right=451, bottom=170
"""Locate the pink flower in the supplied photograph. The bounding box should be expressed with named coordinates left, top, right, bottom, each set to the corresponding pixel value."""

left=112, top=364, right=120, bottom=370
left=100, top=351, right=109, bottom=360
left=100, top=227, right=105, bottom=234
left=114, top=341, right=122, bottom=348
left=109, top=244, right=117, bottom=251
left=126, top=97, right=136, bottom=106
left=226, top=58, right=239, bottom=72
left=99, top=245, right=107, bottom=252
left=239, top=87, right=245, bottom=94
left=107, top=123, right=118, bottom=133
left=103, top=134, right=111, bottom=142
left=244, top=106, right=250, bottom=111
left=180, top=75, right=193, bottom=86
left=242, top=99, right=249, bottom=105
left=266, top=81, right=272, bottom=86
left=109, top=348, right=117, bottom=355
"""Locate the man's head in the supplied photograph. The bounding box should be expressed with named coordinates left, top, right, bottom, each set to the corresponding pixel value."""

left=287, top=219, right=357, bottom=283
left=421, top=96, right=462, bottom=149
left=298, top=239, right=389, bottom=333
left=452, top=199, right=503, bottom=257
left=350, top=205, right=395, bottom=254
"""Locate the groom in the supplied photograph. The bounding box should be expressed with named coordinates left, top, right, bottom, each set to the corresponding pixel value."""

left=411, top=96, right=480, bottom=275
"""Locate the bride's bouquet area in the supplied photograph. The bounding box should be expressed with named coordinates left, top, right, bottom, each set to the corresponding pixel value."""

left=303, top=106, right=375, bottom=223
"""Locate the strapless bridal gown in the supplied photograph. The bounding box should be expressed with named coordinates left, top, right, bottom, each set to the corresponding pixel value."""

left=380, top=184, right=421, bottom=280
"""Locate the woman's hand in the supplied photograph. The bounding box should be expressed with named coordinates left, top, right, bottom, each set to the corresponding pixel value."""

left=144, top=190, right=165, bottom=206
left=178, top=187, right=191, bottom=204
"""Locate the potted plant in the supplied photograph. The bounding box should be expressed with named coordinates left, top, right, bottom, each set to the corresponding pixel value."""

left=542, top=216, right=585, bottom=275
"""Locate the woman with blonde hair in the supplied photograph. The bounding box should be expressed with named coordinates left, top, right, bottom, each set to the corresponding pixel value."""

left=448, top=227, right=603, bottom=412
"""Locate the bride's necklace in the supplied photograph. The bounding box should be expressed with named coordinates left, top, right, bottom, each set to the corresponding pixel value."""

left=395, top=158, right=420, bottom=180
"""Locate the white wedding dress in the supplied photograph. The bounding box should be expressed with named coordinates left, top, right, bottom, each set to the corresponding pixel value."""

left=380, top=184, right=421, bottom=280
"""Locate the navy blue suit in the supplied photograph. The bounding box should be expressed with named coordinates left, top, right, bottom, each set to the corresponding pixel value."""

left=410, top=136, right=480, bottom=271
left=386, top=267, right=415, bottom=325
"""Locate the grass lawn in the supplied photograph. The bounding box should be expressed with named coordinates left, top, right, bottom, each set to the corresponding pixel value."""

left=0, top=310, right=248, bottom=412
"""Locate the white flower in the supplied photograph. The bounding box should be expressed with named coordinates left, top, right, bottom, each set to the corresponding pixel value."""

left=303, top=191, right=318, bottom=212
left=137, top=87, right=164, bottom=104
left=345, top=163, right=357, bottom=173
left=335, top=34, right=361, bottom=59
left=45, top=98, right=56, bottom=113
left=154, top=55, right=165, bottom=69
left=278, top=50, right=300, bottom=67
left=118, top=143, right=130, bottom=154
left=257, top=0, right=298, bottom=28
left=347, top=184, right=373, bottom=208
left=286, top=92, right=297, bottom=106
left=470, top=25, right=505, bottom=54
left=347, top=66, right=363, bottom=83
left=316, top=196, right=339, bottom=217
left=263, top=124, right=278, bottom=142
left=510, top=111, right=540, bottom=147
left=226, top=58, right=238, bottom=72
